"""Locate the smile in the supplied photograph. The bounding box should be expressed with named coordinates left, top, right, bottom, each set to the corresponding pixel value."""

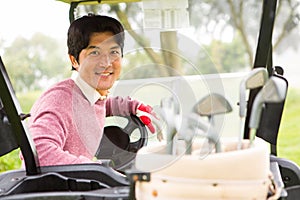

left=95, top=71, right=113, bottom=76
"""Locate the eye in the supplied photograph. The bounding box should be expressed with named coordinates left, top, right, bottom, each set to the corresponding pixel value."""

left=110, top=49, right=121, bottom=57
left=89, top=50, right=100, bottom=56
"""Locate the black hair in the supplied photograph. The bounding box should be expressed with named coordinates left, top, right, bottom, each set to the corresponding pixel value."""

left=67, top=14, right=125, bottom=69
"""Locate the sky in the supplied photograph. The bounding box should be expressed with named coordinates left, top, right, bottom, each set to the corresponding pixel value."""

left=0, top=0, right=70, bottom=45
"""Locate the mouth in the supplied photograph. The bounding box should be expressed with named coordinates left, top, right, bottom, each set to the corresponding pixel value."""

left=95, top=71, right=113, bottom=77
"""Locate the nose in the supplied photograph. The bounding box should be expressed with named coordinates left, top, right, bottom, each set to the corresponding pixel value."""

left=99, top=53, right=112, bottom=67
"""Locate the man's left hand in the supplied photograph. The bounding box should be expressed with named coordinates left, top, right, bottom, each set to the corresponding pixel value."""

left=136, top=103, right=159, bottom=134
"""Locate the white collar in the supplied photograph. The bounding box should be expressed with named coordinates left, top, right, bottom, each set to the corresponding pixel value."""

left=71, top=71, right=107, bottom=105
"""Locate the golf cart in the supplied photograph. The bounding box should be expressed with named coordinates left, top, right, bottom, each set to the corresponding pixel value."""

left=0, top=0, right=300, bottom=199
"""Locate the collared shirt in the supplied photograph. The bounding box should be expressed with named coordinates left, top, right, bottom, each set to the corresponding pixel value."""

left=71, top=71, right=107, bottom=105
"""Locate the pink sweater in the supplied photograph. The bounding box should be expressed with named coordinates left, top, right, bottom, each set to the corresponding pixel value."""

left=27, top=79, right=139, bottom=166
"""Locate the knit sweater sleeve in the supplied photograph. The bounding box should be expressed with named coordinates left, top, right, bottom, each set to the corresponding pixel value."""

left=29, top=108, right=92, bottom=166
left=105, top=96, right=140, bottom=117
left=28, top=81, right=96, bottom=166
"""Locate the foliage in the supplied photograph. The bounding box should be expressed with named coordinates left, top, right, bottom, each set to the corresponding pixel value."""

left=17, top=91, right=42, bottom=113
left=194, top=36, right=247, bottom=74
left=121, top=49, right=156, bottom=79
left=188, top=0, right=300, bottom=66
left=2, top=33, right=70, bottom=93
left=74, top=1, right=300, bottom=76
left=0, top=149, right=21, bottom=172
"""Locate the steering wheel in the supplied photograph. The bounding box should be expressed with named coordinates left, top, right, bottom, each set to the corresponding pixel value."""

left=95, top=114, right=148, bottom=172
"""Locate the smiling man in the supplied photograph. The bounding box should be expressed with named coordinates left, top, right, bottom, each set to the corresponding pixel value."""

left=23, top=15, right=158, bottom=166
left=70, top=32, right=122, bottom=98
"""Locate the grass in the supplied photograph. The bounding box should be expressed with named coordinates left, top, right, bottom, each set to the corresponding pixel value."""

left=0, top=88, right=299, bottom=172
left=0, top=149, right=22, bottom=172
left=17, top=91, right=42, bottom=113
left=277, top=88, right=300, bottom=166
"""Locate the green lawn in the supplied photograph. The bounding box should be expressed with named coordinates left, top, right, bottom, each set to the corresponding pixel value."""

left=277, top=88, right=300, bottom=166
left=0, top=88, right=299, bottom=172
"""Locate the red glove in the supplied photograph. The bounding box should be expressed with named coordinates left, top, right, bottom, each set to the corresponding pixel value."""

left=136, top=103, right=158, bottom=133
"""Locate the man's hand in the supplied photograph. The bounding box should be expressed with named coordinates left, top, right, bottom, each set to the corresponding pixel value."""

left=136, top=103, right=159, bottom=134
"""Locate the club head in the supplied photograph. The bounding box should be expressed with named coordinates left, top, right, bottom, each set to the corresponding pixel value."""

left=187, top=113, right=221, bottom=152
left=245, top=68, right=268, bottom=89
left=194, top=93, right=232, bottom=117
left=188, top=113, right=210, bottom=132
left=239, top=68, right=268, bottom=117
left=249, top=76, right=287, bottom=129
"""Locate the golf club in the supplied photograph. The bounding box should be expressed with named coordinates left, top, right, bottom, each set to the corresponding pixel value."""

left=158, top=96, right=181, bottom=155
left=249, top=76, right=287, bottom=146
left=238, top=68, right=268, bottom=149
left=190, top=93, right=232, bottom=153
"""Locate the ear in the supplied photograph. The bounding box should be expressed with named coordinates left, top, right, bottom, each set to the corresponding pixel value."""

left=69, top=54, right=79, bottom=70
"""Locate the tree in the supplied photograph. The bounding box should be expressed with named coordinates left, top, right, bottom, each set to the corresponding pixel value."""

left=77, top=1, right=299, bottom=75
left=10, top=0, right=294, bottom=86
left=3, top=33, right=70, bottom=92
left=188, top=0, right=300, bottom=68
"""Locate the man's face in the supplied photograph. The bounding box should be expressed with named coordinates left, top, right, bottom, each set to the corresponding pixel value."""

left=71, top=32, right=122, bottom=95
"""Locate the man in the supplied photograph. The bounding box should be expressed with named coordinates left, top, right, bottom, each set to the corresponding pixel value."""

left=25, top=14, right=157, bottom=166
